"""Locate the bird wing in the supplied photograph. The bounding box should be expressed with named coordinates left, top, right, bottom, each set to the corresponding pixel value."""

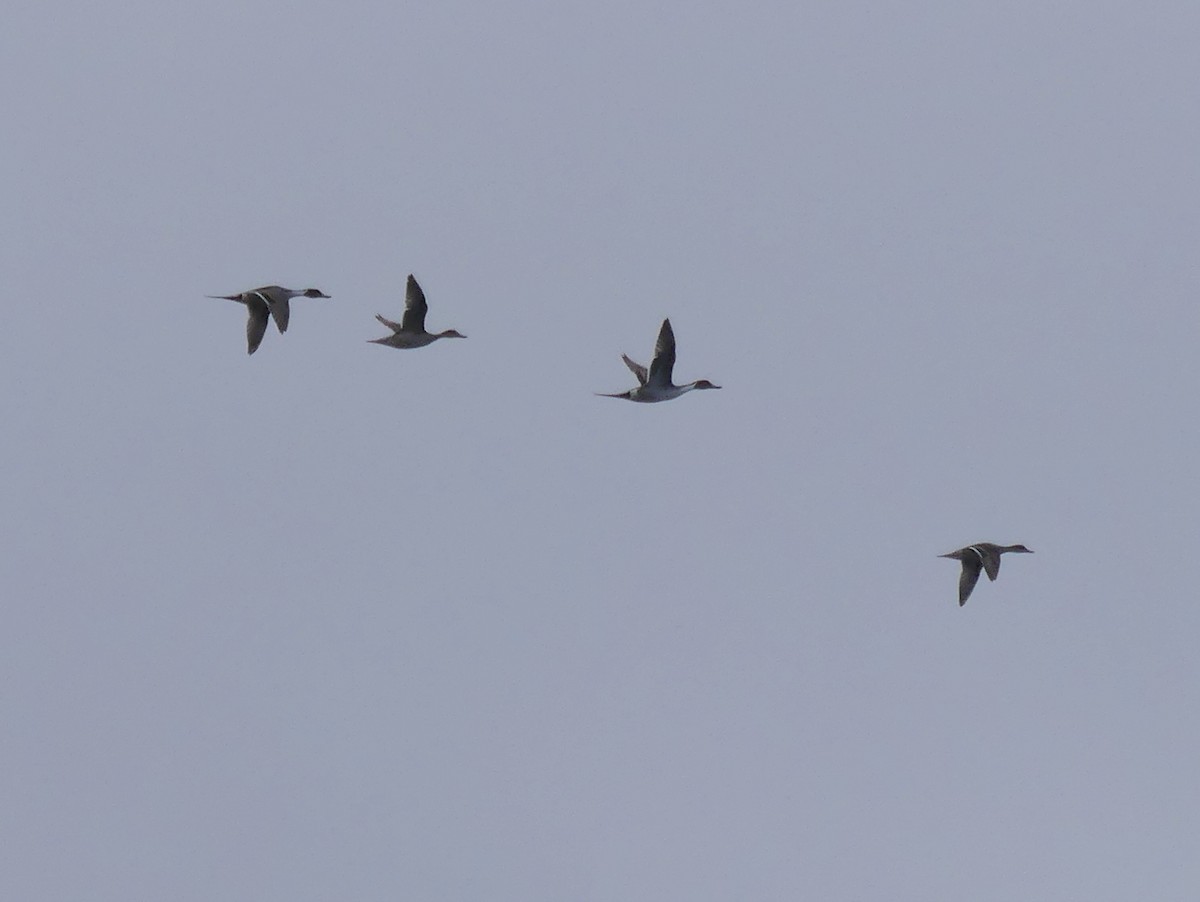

left=245, top=296, right=270, bottom=354
left=958, top=557, right=982, bottom=606
left=401, top=275, right=428, bottom=333
left=646, top=318, right=676, bottom=387
left=621, top=355, right=649, bottom=385
left=270, top=298, right=291, bottom=333
left=980, top=548, right=1001, bottom=581
left=245, top=287, right=290, bottom=334
left=376, top=314, right=404, bottom=332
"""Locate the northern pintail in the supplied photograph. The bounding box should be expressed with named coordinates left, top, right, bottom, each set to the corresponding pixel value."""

left=597, top=318, right=720, bottom=402
left=208, top=286, right=331, bottom=354
left=939, top=543, right=1033, bottom=606
left=369, top=275, right=466, bottom=349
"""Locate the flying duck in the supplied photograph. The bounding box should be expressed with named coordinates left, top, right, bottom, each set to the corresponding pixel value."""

left=369, top=275, right=466, bottom=349
left=208, top=286, right=330, bottom=354
left=597, top=318, right=720, bottom=402
left=939, top=543, right=1033, bottom=606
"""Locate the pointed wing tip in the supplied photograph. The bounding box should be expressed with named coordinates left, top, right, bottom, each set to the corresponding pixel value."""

left=620, top=354, right=649, bottom=384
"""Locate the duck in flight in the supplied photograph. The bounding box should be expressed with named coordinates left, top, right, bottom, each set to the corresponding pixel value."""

left=597, top=318, right=720, bottom=402
left=939, top=543, right=1033, bottom=606
left=369, top=275, right=466, bottom=349
left=208, top=286, right=330, bottom=354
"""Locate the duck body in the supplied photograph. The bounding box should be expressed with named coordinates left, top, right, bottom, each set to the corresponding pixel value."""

left=939, top=542, right=1033, bottom=606
left=599, top=375, right=720, bottom=402
left=208, top=285, right=330, bottom=354
left=369, top=275, right=465, bottom=349
left=597, top=318, right=720, bottom=403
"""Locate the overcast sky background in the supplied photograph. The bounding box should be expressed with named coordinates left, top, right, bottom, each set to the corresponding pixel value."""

left=3, top=2, right=1199, bottom=899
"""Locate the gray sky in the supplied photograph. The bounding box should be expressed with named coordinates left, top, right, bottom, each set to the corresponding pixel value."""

left=3, top=2, right=1199, bottom=899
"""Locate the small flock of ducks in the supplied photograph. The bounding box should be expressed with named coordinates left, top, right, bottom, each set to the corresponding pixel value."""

left=208, top=277, right=1032, bottom=607
left=208, top=275, right=721, bottom=399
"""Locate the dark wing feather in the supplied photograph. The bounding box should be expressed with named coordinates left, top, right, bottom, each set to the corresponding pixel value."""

left=958, top=558, right=982, bottom=606
left=979, top=548, right=1001, bottom=581
left=268, top=297, right=290, bottom=334
left=376, top=314, right=403, bottom=332
left=402, top=275, right=428, bottom=333
left=646, top=318, right=676, bottom=387
left=245, top=297, right=270, bottom=354
left=249, top=288, right=290, bottom=334
left=621, top=355, right=649, bottom=385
